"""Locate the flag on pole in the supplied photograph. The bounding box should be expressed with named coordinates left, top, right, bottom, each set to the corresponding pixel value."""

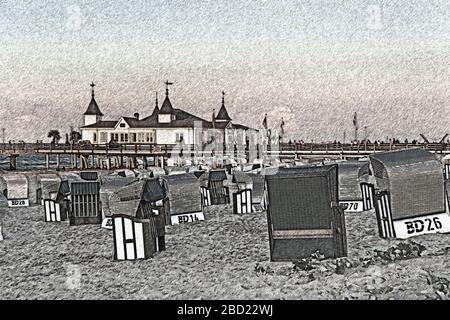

left=353, top=112, right=359, bottom=142
left=262, top=113, right=268, bottom=129
left=353, top=112, right=358, bottom=130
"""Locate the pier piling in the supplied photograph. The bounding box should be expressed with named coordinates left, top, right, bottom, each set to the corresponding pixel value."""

left=9, top=155, right=17, bottom=170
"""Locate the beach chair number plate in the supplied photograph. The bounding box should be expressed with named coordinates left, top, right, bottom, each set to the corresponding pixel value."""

left=339, top=201, right=363, bottom=213
left=171, top=212, right=205, bottom=225
left=102, top=218, right=113, bottom=230
left=8, top=199, right=29, bottom=207
left=393, top=213, right=450, bottom=239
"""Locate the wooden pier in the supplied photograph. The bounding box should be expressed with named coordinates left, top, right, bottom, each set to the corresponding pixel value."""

left=1, top=141, right=450, bottom=170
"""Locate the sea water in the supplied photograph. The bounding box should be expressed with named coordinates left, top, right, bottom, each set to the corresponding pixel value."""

left=0, top=155, right=73, bottom=171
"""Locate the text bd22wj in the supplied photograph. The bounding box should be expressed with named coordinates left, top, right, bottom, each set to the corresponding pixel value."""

left=177, top=304, right=274, bottom=318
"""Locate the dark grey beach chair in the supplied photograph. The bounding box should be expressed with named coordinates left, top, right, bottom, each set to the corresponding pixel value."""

left=265, top=165, right=347, bottom=262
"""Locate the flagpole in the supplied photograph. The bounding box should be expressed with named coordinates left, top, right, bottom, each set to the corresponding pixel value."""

left=353, top=112, right=358, bottom=142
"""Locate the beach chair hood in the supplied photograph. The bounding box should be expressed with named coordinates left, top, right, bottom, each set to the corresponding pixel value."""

left=369, top=148, right=445, bottom=220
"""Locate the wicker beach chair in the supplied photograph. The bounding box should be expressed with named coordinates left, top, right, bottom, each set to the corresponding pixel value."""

left=110, top=178, right=167, bottom=254
left=161, top=173, right=204, bottom=225
left=369, top=148, right=450, bottom=239
left=336, top=161, right=371, bottom=213
left=265, top=165, right=347, bottom=261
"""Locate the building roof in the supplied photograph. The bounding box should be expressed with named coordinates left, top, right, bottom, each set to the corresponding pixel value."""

left=84, top=96, right=104, bottom=116
left=151, top=92, right=160, bottom=116
left=81, top=120, right=116, bottom=129
left=122, top=117, right=141, bottom=128
left=80, top=90, right=256, bottom=130
left=159, top=96, right=174, bottom=114
left=216, top=105, right=231, bottom=121
left=151, top=104, right=159, bottom=116
left=231, top=123, right=253, bottom=130
left=213, top=120, right=232, bottom=130
left=215, top=92, right=232, bottom=122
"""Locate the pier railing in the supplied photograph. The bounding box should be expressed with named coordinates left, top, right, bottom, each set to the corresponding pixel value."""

left=1, top=142, right=450, bottom=156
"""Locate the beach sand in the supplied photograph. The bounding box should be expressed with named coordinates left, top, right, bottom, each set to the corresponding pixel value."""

left=0, top=204, right=450, bottom=300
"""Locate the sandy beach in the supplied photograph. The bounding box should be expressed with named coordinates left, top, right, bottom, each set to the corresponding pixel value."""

left=0, top=202, right=449, bottom=300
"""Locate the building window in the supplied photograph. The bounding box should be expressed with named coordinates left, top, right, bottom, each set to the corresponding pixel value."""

left=93, top=133, right=97, bottom=143
left=100, top=132, right=107, bottom=143
left=120, top=123, right=126, bottom=128
left=131, top=133, right=136, bottom=143
left=176, top=133, right=184, bottom=143
left=145, top=132, right=155, bottom=143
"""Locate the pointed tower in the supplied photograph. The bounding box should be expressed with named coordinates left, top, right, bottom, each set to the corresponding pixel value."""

left=83, top=82, right=103, bottom=126
left=158, top=81, right=175, bottom=123
left=215, top=91, right=231, bottom=122
left=151, top=92, right=160, bottom=117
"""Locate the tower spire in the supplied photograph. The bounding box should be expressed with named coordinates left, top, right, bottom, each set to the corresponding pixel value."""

left=90, top=81, right=95, bottom=97
left=215, top=90, right=231, bottom=122
left=165, top=80, right=173, bottom=96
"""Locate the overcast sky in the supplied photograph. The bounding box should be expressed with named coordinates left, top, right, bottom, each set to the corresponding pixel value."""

left=0, top=0, right=449, bottom=142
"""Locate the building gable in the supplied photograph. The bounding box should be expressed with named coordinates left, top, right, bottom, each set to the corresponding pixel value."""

left=114, top=118, right=130, bottom=130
